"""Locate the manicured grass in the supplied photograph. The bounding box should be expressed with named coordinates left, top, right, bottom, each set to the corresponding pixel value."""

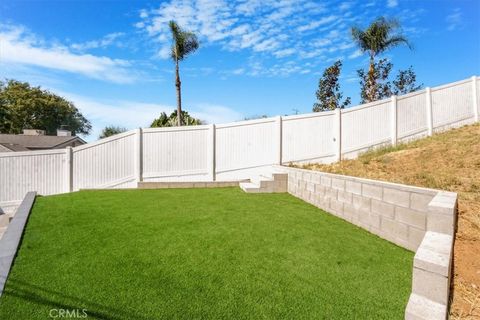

left=0, top=188, right=413, bottom=319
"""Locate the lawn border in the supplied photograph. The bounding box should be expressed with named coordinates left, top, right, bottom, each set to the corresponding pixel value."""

left=274, top=165, right=456, bottom=320
left=0, top=192, right=36, bottom=297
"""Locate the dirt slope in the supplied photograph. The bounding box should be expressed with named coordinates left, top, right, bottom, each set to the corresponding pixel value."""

left=299, top=123, right=480, bottom=319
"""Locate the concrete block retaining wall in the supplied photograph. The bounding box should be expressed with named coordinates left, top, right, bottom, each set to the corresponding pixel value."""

left=274, top=165, right=457, bottom=319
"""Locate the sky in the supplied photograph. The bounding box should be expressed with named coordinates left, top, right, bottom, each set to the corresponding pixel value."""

left=1, top=0, right=479, bottom=141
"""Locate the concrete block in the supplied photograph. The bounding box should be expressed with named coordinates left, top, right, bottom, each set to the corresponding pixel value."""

left=331, top=178, right=345, bottom=191
left=405, top=293, right=447, bottom=320
left=193, top=182, right=207, bottom=188
left=337, top=191, right=352, bottom=204
left=383, top=188, right=410, bottom=208
left=427, top=212, right=455, bottom=236
left=310, top=173, right=321, bottom=184
left=320, top=176, right=331, bottom=187
left=352, top=195, right=371, bottom=213
left=381, top=217, right=408, bottom=241
left=408, top=227, right=426, bottom=251
left=306, top=181, right=315, bottom=192
left=410, top=193, right=434, bottom=212
left=412, top=268, right=449, bottom=305
left=324, top=188, right=338, bottom=200
left=345, top=180, right=362, bottom=195
left=428, top=192, right=457, bottom=215
left=414, top=232, right=452, bottom=277
left=395, top=207, right=426, bottom=230
left=371, top=199, right=394, bottom=218
left=330, top=199, right=344, bottom=215
left=314, top=184, right=325, bottom=195
left=362, top=183, right=383, bottom=200
left=427, top=192, right=457, bottom=235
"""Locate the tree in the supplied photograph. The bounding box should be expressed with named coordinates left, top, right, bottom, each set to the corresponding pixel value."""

left=169, top=21, right=199, bottom=126
left=357, top=58, right=393, bottom=103
left=99, top=126, right=127, bottom=139
left=393, top=67, right=423, bottom=95
left=150, top=110, right=203, bottom=128
left=313, top=60, right=351, bottom=112
left=0, top=80, right=91, bottom=135
left=351, top=17, right=411, bottom=102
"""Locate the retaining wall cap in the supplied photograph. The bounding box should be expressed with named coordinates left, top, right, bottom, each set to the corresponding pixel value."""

left=428, top=192, right=458, bottom=215
left=276, top=165, right=440, bottom=195
left=405, top=293, right=447, bottom=320
left=414, top=231, right=453, bottom=277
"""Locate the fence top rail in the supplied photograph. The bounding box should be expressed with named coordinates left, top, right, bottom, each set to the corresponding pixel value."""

left=430, top=77, right=474, bottom=92
left=0, top=148, right=66, bottom=158
left=216, top=117, right=276, bottom=129
left=282, top=110, right=336, bottom=121
left=143, top=125, right=210, bottom=134
left=341, top=98, right=391, bottom=114
left=396, top=89, right=427, bottom=101
left=73, top=130, right=137, bottom=152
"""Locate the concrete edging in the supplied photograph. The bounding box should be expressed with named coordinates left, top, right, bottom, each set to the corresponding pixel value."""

left=275, top=166, right=456, bottom=320
left=0, top=191, right=36, bottom=297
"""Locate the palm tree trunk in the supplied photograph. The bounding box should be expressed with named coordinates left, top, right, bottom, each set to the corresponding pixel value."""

left=367, top=54, right=376, bottom=102
left=175, top=60, right=182, bottom=126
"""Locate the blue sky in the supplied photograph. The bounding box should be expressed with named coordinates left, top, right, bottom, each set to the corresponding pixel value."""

left=1, top=0, right=479, bottom=140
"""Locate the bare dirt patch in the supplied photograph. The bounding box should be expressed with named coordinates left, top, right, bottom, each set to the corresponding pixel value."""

left=297, top=123, right=480, bottom=319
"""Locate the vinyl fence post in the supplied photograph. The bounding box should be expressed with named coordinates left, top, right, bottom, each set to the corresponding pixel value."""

left=208, top=124, right=216, bottom=181
left=65, top=146, right=73, bottom=192
left=425, top=87, right=433, bottom=136
left=334, top=108, right=342, bottom=162
left=276, top=116, right=283, bottom=165
left=472, top=76, right=479, bottom=123
left=135, top=128, right=143, bottom=184
left=391, top=95, right=398, bottom=146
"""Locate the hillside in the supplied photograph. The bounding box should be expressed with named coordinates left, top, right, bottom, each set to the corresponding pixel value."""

left=299, top=123, right=480, bottom=319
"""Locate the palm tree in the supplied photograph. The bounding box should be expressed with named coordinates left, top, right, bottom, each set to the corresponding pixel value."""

left=351, top=17, right=411, bottom=102
left=169, top=21, right=199, bottom=126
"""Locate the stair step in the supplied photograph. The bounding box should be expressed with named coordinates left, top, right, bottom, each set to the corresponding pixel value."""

left=405, top=293, right=447, bottom=320
left=251, top=176, right=274, bottom=188
left=239, top=182, right=261, bottom=193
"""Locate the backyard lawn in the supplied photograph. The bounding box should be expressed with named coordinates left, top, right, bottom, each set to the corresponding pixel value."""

left=0, top=188, right=413, bottom=319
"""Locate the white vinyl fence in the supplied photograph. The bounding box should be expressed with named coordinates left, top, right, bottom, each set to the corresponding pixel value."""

left=1, top=76, right=479, bottom=212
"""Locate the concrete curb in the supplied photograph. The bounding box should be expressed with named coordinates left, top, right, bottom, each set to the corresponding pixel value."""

left=0, top=192, right=36, bottom=297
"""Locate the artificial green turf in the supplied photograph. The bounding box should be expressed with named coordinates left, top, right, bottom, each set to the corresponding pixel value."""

left=0, top=188, right=413, bottom=319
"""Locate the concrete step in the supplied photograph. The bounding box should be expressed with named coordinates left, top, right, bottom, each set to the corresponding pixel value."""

left=405, top=293, right=447, bottom=320
left=263, top=172, right=288, bottom=181
left=239, top=182, right=261, bottom=193
left=251, top=176, right=275, bottom=188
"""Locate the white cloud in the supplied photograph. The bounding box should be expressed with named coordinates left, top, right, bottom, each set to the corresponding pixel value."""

left=348, top=49, right=363, bottom=59
left=446, top=8, right=463, bottom=31
left=70, top=32, right=125, bottom=51
left=297, top=15, right=338, bottom=32
left=387, top=0, right=398, bottom=8
left=136, top=0, right=358, bottom=77
left=273, top=48, right=295, bottom=58
left=0, top=25, right=135, bottom=83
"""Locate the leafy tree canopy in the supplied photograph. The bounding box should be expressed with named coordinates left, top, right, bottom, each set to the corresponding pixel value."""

left=393, top=67, right=423, bottom=95
left=313, top=60, right=351, bottom=112
left=0, top=80, right=91, bottom=135
left=357, top=60, right=423, bottom=103
left=150, top=110, right=203, bottom=128
left=99, top=126, right=127, bottom=139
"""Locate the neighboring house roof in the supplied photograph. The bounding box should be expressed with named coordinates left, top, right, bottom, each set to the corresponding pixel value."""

left=0, top=134, right=86, bottom=150
left=0, top=143, right=30, bottom=152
